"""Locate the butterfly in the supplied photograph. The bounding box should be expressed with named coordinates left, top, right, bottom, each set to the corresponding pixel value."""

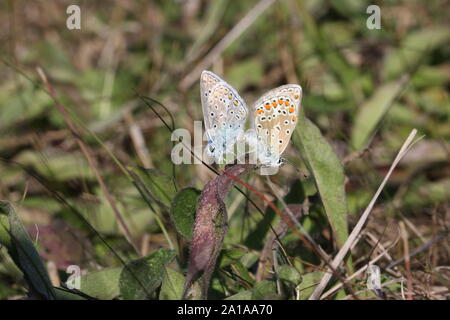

left=248, top=83, right=302, bottom=167
left=200, top=70, right=302, bottom=168
left=200, top=71, right=248, bottom=164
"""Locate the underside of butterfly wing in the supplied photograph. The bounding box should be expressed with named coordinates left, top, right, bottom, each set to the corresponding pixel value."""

left=251, top=84, right=302, bottom=164
left=200, top=71, right=248, bottom=160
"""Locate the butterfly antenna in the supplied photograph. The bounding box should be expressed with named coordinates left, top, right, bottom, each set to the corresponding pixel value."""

left=282, top=158, right=309, bottom=179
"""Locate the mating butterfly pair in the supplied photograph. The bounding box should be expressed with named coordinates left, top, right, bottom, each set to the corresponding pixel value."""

left=200, top=70, right=302, bottom=168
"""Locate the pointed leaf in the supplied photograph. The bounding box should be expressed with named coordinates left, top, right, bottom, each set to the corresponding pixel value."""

left=278, top=265, right=302, bottom=289
left=251, top=280, right=280, bottom=300
left=159, top=267, right=185, bottom=300
left=119, top=248, right=176, bottom=300
left=79, top=267, right=122, bottom=300
left=352, top=76, right=409, bottom=149
left=0, top=201, right=56, bottom=299
left=170, top=187, right=200, bottom=240
left=292, top=118, right=348, bottom=247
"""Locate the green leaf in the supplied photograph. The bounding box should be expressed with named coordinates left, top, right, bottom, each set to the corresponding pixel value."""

left=129, top=167, right=176, bottom=208
left=53, top=287, right=86, bottom=300
left=351, top=76, right=409, bottom=149
left=119, top=248, right=176, bottom=300
left=159, top=267, right=185, bottom=300
left=80, top=267, right=122, bottom=299
left=278, top=265, right=302, bottom=289
left=218, top=247, right=247, bottom=268
left=251, top=280, right=280, bottom=300
left=225, top=289, right=252, bottom=300
left=0, top=215, right=11, bottom=248
left=0, top=201, right=56, bottom=299
left=292, top=118, right=349, bottom=247
left=170, top=187, right=200, bottom=240
left=297, top=272, right=324, bottom=300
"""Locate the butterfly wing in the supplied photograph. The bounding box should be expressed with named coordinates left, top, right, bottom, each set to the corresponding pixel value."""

left=251, top=84, right=302, bottom=162
left=200, top=71, right=248, bottom=152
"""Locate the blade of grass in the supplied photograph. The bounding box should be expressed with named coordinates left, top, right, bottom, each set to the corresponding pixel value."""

left=309, top=129, right=420, bottom=300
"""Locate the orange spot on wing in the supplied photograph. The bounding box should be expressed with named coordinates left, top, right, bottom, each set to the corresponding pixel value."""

left=289, top=107, right=295, bottom=113
left=278, top=99, right=283, bottom=105
left=265, top=105, right=271, bottom=110
left=256, top=110, right=264, bottom=114
left=292, top=116, right=297, bottom=121
left=271, top=101, right=277, bottom=107
left=285, top=101, right=290, bottom=106
left=294, top=94, right=300, bottom=99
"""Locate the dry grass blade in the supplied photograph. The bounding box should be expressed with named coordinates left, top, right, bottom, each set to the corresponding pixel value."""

left=320, top=235, right=400, bottom=299
left=309, top=129, right=419, bottom=300
left=399, top=221, right=414, bottom=300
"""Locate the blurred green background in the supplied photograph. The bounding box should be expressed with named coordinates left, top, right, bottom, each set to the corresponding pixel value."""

left=0, top=0, right=449, bottom=299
